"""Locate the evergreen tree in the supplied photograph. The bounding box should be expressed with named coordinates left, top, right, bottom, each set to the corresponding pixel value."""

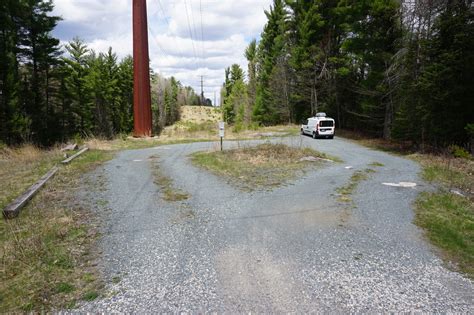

left=0, top=0, right=24, bottom=144
left=245, top=39, right=258, bottom=123
left=253, top=0, right=288, bottom=125
left=19, top=0, right=61, bottom=144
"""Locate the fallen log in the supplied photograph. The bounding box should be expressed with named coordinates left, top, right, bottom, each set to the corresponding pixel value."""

left=3, top=166, right=59, bottom=219
left=61, top=147, right=88, bottom=164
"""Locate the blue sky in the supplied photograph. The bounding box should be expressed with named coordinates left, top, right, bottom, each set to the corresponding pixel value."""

left=52, top=0, right=273, bottom=103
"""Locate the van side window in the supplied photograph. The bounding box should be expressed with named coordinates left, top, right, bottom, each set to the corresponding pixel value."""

left=305, top=119, right=309, bottom=125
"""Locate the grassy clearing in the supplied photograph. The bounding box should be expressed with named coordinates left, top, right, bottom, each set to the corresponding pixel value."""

left=180, top=105, right=222, bottom=123
left=0, top=148, right=112, bottom=312
left=415, top=192, right=473, bottom=276
left=150, top=157, right=189, bottom=202
left=161, top=121, right=300, bottom=142
left=191, top=143, right=336, bottom=191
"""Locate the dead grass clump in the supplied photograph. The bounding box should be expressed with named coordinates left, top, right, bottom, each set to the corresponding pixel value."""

left=0, top=144, right=51, bottom=163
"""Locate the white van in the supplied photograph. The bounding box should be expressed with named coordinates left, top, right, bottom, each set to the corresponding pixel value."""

left=301, top=113, right=335, bottom=139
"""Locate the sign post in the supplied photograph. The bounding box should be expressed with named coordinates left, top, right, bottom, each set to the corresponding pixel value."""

left=218, top=121, right=225, bottom=151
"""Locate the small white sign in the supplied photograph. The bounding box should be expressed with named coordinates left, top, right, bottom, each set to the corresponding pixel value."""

left=219, top=121, right=225, bottom=137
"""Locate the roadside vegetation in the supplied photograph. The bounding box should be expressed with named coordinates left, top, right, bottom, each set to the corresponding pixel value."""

left=0, top=147, right=112, bottom=312
left=415, top=155, right=473, bottom=277
left=191, top=143, right=337, bottom=191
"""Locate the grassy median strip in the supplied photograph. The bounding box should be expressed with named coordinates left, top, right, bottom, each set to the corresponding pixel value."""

left=0, top=148, right=112, bottom=312
left=336, top=169, right=374, bottom=203
left=191, top=143, right=336, bottom=191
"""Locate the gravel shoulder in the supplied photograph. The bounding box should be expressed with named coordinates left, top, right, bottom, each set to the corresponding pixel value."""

left=77, top=136, right=473, bottom=312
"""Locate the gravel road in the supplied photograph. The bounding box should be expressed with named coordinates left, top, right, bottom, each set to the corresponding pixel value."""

left=78, top=136, right=473, bottom=312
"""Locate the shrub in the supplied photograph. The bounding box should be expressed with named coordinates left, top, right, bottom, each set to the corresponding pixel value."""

left=449, top=145, right=471, bottom=159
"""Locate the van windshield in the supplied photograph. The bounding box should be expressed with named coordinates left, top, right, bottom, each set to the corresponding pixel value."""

left=320, top=120, right=334, bottom=127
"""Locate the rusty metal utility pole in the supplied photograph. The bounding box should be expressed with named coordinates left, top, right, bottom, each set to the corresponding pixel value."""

left=133, top=0, right=152, bottom=137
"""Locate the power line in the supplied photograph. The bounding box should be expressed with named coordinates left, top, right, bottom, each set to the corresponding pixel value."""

left=199, top=0, right=205, bottom=67
left=153, top=0, right=187, bottom=59
left=148, top=26, right=166, bottom=56
left=183, top=0, right=198, bottom=63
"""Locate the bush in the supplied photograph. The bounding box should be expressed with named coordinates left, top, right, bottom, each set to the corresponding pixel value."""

left=449, top=145, right=471, bottom=159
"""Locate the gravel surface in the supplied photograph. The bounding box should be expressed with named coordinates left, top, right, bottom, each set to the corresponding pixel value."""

left=77, top=136, right=473, bottom=312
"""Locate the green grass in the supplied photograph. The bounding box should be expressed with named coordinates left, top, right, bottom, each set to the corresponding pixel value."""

left=420, top=160, right=473, bottom=194
left=336, top=170, right=372, bottom=203
left=411, top=154, right=474, bottom=277
left=82, top=291, right=99, bottom=301
left=415, top=192, right=473, bottom=276
left=369, top=161, right=384, bottom=167
left=0, top=149, right=113, bottom=312
left=191, top=143, right=338, bottom=191
left=55, top=282, right=75, bottom=294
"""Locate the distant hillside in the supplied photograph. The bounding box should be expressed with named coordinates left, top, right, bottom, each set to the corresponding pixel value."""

left=180, top=106, right=222, bottom=123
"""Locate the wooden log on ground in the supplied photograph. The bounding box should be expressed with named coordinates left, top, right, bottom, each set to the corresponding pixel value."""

left=3, top=166, right=59, bottom=219
left=61, top=147, right=88, bottom=164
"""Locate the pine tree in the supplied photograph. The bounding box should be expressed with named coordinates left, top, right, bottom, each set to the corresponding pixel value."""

left=62, top=38, right=91, bottom=136
left=18, top=0, right=61, bottom=144
left=0, top=0, right=24, bottom=144
left=253, top=0, right=288, bottom=125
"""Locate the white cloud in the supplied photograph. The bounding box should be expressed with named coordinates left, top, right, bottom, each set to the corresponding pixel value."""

left=52, top=0, right=273, bottom=103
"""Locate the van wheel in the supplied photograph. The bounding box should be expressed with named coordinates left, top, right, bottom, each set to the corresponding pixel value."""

left=312, top=132, right=317, bottom=139
left=329, top=135, right=334, bottom=139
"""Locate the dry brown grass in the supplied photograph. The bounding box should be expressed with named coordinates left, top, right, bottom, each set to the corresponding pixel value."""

left=161, top=121, right=300, bottom=141
left=180, top=105, right=222, bottom=123
left=0, top=145, right=63, bottom=211
left=412, top=153, right=474, bottom=198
